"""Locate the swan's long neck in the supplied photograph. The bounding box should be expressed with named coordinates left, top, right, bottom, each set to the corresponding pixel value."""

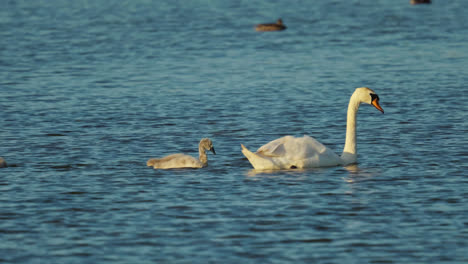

left=199, top=146, right=208, bottom=165
left=341, top=93, right=360, bottom=164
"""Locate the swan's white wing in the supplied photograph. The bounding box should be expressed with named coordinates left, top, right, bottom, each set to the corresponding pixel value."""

left=256, top=137, right=289, bottom=157
left=257, top=135, right=327, bottom=158
left=255, top=135, right=341, bottom=168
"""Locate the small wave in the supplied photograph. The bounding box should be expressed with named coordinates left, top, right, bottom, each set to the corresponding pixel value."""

left=45, top=133, right=66, bottom=137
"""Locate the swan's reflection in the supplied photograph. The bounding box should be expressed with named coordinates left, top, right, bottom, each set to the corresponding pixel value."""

left=245, top=164, right=378, bottom=183
left=246, top=167, right=330, bottom=177
left=344, top=164, right=360, bottom=174
left=343, top=164, right=377, bottom=183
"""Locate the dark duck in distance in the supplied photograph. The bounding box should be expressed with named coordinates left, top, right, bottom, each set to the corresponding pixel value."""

left=255, top=18, right=286, bottom=32
left=0, top=157, right=6, bottom=168
left=410, top=0, right=431, bottom=4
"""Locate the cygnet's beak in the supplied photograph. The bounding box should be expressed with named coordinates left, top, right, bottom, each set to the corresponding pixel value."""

left=210, top=147, right=216, bottom=155
left=371, top=98, right=384, bottom=114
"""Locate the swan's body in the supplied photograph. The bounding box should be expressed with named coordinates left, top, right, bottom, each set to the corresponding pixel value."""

left=242, top=135, right=342, bottom=169
left=0, top=157, right=6, bottom=168
left=242, top=87, right=384, bottom=170
left=147, top=138, right=215, bottom=169
left=256, top=19, right=287, bottom=32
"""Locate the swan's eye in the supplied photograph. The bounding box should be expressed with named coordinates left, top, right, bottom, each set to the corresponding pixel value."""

left=370, top=93, right=379, bottom=101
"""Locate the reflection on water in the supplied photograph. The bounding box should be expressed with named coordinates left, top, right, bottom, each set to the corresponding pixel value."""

left=343, top=164, right=376, bottom=181
left=245, top=167, right=327, bottom=178
left=344, top=164, right=361, bottom=174
left=246, top=164, right=375, bottom=180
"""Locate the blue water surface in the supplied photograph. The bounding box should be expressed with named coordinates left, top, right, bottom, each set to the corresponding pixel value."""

left=1, top=0, right=467, bottom=263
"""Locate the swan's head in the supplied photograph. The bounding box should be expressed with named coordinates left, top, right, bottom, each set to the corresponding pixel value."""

left=355, top=87, right=384, bottom=113
left=200, top=138, right=216, bottom=155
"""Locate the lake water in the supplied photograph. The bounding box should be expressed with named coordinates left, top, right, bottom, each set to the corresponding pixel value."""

left=1, top=0, right=467, bottom=263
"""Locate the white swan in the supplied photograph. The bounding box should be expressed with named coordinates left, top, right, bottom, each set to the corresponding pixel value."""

left=241, top=87, right=384, bottom=170
left=147, top=138, right=216, bottom=169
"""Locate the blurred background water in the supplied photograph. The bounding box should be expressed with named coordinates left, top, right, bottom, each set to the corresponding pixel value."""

left=1, top=0, right=467, bottom=263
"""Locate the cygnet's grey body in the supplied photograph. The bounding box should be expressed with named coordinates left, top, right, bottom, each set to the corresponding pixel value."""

left=147, top=138, right=215, bottom=169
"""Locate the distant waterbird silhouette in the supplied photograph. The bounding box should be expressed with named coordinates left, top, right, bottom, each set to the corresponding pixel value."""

left=255, top=18, right=287, bottom=32
left=0, top=157, right=6, bottom=168
left=410, top=0, right=431, bottom=4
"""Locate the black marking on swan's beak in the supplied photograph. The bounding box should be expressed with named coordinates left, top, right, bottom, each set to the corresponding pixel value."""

left=210, top=147, right=216, bottom=155
left=370, top=94, right=384, bottom=114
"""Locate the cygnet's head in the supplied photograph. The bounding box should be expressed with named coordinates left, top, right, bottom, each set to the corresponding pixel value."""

left=354, top=87, right=384, bottom=113
left=200, top=138, right=216, bottom=155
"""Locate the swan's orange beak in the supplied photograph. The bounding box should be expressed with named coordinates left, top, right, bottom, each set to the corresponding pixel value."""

left=372, top=98, right=384, bottom=113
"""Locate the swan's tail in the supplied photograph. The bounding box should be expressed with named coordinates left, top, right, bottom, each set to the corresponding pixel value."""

left=147, top=158, right=159, bottom=167
left=241, top=144, right=276, bottom=170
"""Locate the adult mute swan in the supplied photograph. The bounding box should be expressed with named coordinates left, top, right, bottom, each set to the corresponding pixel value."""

left=255, top=18, right=287, bottom=31
left=241, top=87, right=384, bottom=170
left=147, top=138, right=215, bottom=169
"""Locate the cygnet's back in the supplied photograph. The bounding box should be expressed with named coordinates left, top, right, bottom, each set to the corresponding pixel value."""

left=147, top=154, right=204, bottom=169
